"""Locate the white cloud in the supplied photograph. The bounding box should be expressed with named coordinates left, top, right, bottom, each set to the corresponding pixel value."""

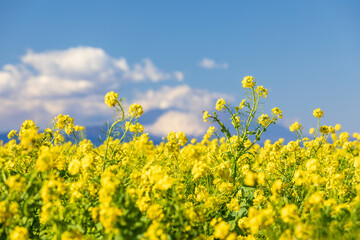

left=0, top=64, right=31, bottom=94
left=0, top=94, right=111, bottom=131
left=0, top=46, right=232, bottom=138
left=18, top=47, right=182, bottom=85
left=134, top=84, right=226, bottom=112
left=23, top=75, right=93, bottom=97
left=133, top=85, right=231, bottom=137
left=114, top=58, right=129, bottom=71
left=173, top=71, right=184, bottom=81
left=199, top=58, right=229, bottom=69
left=22, top=47, right=111, bottom=77
left=0, top=46, right=184, bottom=130
left=123, top=58, right=175, bottom=82
left=144, top=111, right=206, bottom=137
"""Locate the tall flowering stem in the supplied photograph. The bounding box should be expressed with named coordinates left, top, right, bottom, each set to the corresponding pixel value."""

left=204, top=76, right=281, bottom=186
left=102, top=92, right=144, bottom=171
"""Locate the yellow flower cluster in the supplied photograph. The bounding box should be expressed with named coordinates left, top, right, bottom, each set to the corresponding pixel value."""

left=202, top=111, right=211, bottom=122
left=215, top=98, right=226, bottom=111
left=104, top=91, right=119, bottom=108
left=258, top=114, right=271, bottom=127
left=271, top=107, right=283, bottom=119
left=129, top=103, right=144, bottom=119
left=289, top=121, right=302, bottom=132
left=255, top=85, right=268, bottom=98
left=242, top=76, right=256, bottom=88
left=125, top=121, right=144, bottom=133
left=313, top=108, right=324, bottom=118
left=10, top=226, right=28, bottom=240
left=239, top=99, right=246, bottom=110
left=1, top=81, right=360, bottom=240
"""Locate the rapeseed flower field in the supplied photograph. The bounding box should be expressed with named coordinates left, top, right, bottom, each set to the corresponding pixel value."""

left=1, top=76, right=360, bottom=240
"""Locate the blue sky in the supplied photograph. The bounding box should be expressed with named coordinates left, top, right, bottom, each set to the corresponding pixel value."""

left=0, top=1, right=359, bottom=137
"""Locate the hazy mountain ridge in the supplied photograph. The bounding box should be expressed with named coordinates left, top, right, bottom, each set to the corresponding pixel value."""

left=0, top=108, right=297, bottom=145
left=0, top=123, right=296, bottom=146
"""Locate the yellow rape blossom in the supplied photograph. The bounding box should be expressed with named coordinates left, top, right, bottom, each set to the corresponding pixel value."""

left=239, top=99, right=246, bottom=109
left=6, top=175, right=26, bottom=192
left=242, top=76, right=256, bottom=88
left=203, top=111, right=211, bottom=122
left=214, top=221, right=230, bottom=239
left=309, top=127, right=315, bottom=134
left=258, top=114, right=271, bottom=127
left=129, top=103, right=144, bottom=118
left=61, top=230, right=84, bottom=240
left=255, top=85, right=268, bottom=98
left=68, top=159, right=81, bottom=175
left=55, top=114, right=74, bottom=130
left=207, top=126, right=217, bottom=136
left=7, top=130, right=17, bottom=139
left=126, top=122, right=144, bottom=133
left=147, top=204, right=164, bottom=220
left=281, top=204, right=298, bottom=223
left=271, top=107, right=283, bottom=119
left=215, top=98, right=226, bottom=111
left=313, top=108, right=324, bottom=118
left=271, top=179, right=282, bottom=196
left=289, top=122, right=302, bottom=132
left=319, top=125, right=329, bottom=134
left=104, top=91, right=119, bottom=108
left=227, top=198, right=241, bottom=212
left=10, top=226, right=29, bottom=240
left=176, top=132, right=188, bottom=146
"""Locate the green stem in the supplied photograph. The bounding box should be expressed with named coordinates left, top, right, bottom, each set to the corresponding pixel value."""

left=244, top=88, right=259, bottom=137
left=245, top=121, right=274, bottom=152
left=103, top=118, right=123, bottom=171
left=224, top=105, right=240, bottom=137
left=108, top=116, right=134, bottom=162
left=71, top=131, right=78, bottom=145
left=314, top=118, right=320, bottom=139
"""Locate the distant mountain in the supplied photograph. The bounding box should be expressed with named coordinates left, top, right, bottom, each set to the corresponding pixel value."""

left=210, top=111, right=297, bottom=144
left=257, top=123, right=297, bottom=144
left=0, top=123, right=296, bottom=146
left=0, top=108, right=297, bottom=146
left=0, top=132, right=7, bottom=144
